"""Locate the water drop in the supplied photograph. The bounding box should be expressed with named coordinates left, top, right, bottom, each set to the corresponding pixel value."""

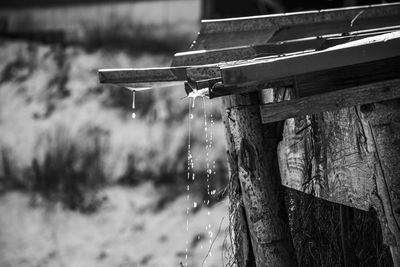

left=131, top=112, right=136, bottom=119
left=193, top=202, right=197, bottom=208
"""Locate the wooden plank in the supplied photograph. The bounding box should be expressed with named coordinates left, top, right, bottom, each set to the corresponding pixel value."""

left=269, top=16, right=400, bottom=42
left=172, top=46, right=258, bottom=67
left=295, top=55, right=400, bottom=97
left=278, top=107, right=376, bottom=211
left=220, top=31, right=400, bottom=86
left=173, top=27, right=399, bottom=67
left=202, top=55, right=400, bottom=99
left=193, top=2, right=400, bottom=50
left=186, top=65, right=221, bottom=81
left=98, top=67, right=187, bottom=84
left=200, top=3, right=400, bottom=34
left=260, top=79, right=400, bottom=124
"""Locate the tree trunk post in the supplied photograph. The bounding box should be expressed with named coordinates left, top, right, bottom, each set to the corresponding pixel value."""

left=222, top=89, right=298, bottom=267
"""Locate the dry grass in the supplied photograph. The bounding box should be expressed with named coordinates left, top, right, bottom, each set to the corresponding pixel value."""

left=0, top=40, right=228, bottom=208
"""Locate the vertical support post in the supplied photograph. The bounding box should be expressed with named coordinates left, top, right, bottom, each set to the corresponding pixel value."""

left=222, top=90, right=297, bottom=267
left=360, top=101, right=400, bottom=267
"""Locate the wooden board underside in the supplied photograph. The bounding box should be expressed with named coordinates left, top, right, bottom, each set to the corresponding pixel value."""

left=210, top=55, right=400, bottom=99
left=220, top=32, right=400, bottom=86
left=260, top=79, right=400, bottom=124
left=98, top=67, right=188, bottom=84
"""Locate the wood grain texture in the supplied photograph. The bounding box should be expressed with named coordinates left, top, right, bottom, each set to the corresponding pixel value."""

left=358, top=100, right=400, bottom=266
left=276, top=97, right=400, bottom=266
left=223, top=90, right=298, bottom=267
left=193, top=3, right=400, bottom=50
left=260, top=79, right=400, bottom=124
left=210, top=55, right=400, bottom=99
left=278, top=108, right=376, bottom=211
left=98, top=67, right=187, bottom=84
left=220, top=32, right=400, bottom=86
left=221, top=99, right=255, bottom=267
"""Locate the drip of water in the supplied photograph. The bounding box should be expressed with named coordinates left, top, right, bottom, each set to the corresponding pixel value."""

left=131, top=90, right=136, bottom=119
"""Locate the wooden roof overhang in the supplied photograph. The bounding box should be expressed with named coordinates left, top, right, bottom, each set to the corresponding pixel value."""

left=99, top=3, right=400, bottom=124
left=99, top=3, right=400, bottom=211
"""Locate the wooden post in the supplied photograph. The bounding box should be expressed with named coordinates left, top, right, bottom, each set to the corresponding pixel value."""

left=222, top=89, right=297, bottom=267
left=359, top=100, right=400, bottom=267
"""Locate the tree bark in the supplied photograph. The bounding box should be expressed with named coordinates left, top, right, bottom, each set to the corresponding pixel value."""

left=222, top=90, right=297, bottom=267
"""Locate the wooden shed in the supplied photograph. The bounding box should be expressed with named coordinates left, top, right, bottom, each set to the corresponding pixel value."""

left=99, top=3, right=400, bottom=266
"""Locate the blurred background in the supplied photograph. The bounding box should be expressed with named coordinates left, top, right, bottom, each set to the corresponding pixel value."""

left=0, top=0, right=396, bottom=267
left=0, top=1, right=230, bottom=267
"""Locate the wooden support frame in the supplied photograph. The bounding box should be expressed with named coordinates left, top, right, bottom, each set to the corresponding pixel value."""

left=260, top=79, right=400, bottom=124
left=172, top=27, right=400, bottom=66
left=219, top=31, right=400, bottom=87
left=98, top=3, right=400, bottom=266
left=194, top=2, right=400, bottom=50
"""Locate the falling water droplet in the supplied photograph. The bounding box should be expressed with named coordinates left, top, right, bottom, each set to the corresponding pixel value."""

left=193, top=202, right=197, bottom=208
left=131, top=112, right=136, bottom=119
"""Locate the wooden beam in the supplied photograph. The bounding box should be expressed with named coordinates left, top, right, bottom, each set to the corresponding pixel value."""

left=210, top=56, right=400, bottom=100
left=260, top=79, right=400, bottom=124
left=193, top=2, right=400, bottom=50
left=269, top=16, right=400, bottom=42
left=220, top=31, right=400, bottom=87
left=173, top=27, right=400, bottom=67
left=98, top=67, right=187, bottom=84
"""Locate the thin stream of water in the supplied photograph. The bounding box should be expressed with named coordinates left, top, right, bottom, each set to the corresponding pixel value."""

left=186, top=91, right=216, bottom=266
left=185, top=97, right=195, bottom=267
left=202, top=97, right=216, bottom=263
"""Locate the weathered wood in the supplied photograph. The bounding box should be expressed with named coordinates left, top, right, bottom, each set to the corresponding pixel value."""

left=193, top=2, right=400, bottom=50
left=276, top=98, right=400, bottom=265
left=358, top=100, right=400, bottom=266
left=223, top=90, right=297, bottom=267
left=222, top=99, right=255, bottom=267
left=98, top=67, right=187, bottom=84
left=210, top=55, right=400, bottom=99
left=269, top=16, right=400, bottom=42
left=173, top=27, right=399, bottom=67
left=260, top=79, right=400, bottom=124
left=220, top=31, right=400, bottom=87
left=278, top=107, right=376, bottom=211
